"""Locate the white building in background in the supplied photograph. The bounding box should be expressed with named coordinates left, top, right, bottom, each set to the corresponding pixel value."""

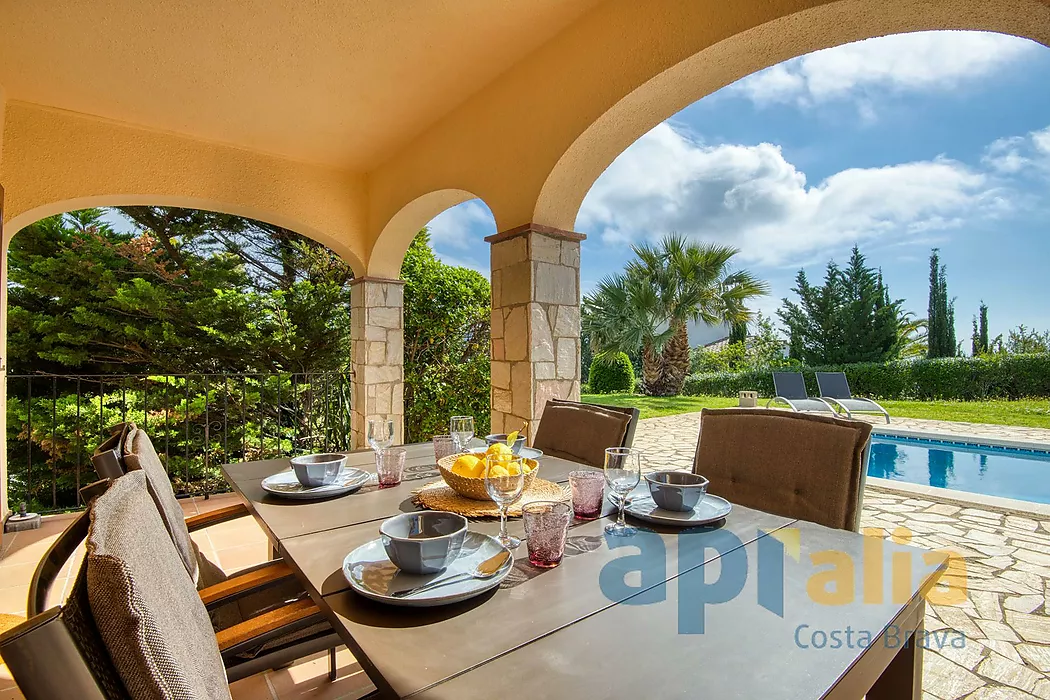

left=687, top=320, right=730, bottom=348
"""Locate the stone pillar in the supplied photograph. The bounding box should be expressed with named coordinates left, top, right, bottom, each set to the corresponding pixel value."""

left=487, top=224, right=584, bottom=442
left=350, top=277, right=405, bottom=449
left=0, top=184, right=7, bottom=528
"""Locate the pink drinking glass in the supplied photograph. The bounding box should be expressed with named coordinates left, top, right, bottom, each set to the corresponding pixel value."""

left=433, top=435, right=457, bottom=462
left=569, top=470, right=605, bottom=520
left=376, top=447, right=407, bottom=488
left=523, top=501, right=572, bottom=568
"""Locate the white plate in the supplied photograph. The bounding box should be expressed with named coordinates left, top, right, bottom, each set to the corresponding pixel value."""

left=260, top=468, right=371, bottom=500
left=624, top=493, right=733, bottom=527
left=343, top=532, right=512, bottom=607
left=466, top=445, right=544, bottom=461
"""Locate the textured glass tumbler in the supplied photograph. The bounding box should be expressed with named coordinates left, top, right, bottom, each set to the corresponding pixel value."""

left=523, top=501, right=571, bottom=568
left=569, top=471, right=605, bottom=520
left=376, top=447, right=407, bottom=488
left=433, top=435, right=456, bottom=462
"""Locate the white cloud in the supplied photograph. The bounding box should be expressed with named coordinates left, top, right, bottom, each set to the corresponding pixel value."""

left=577, top=123, right=1003, bottom=267
left=983, top=125, right=1050, bottom=175
left=425, top=199, right=495, bottom=249
left=734, top=31, right=1037, bottom=112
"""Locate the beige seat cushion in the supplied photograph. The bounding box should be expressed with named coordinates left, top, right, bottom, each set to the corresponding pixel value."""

left=693, top=408, right=872, bottom=531
left=533, top=401, right=631, bottom=468
left=86, top=471, right=231, bottom=700
left=121, top=425, right=199, bottom=585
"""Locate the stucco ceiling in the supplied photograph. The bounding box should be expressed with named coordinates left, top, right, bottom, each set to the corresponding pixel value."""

left=0, top=0, right=603, bottom=169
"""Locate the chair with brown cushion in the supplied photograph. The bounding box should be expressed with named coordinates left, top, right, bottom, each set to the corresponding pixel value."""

left=0, top=474, right=372, bottom=699
left=532, top=399, right=638, bottom=468
left=692, top=408, right=872, bottom=531
left=90, top=423, right=343, bottom=680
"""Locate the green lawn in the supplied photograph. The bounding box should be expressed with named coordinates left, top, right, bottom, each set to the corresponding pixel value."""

left=581, top=393, right=1050, bottom=428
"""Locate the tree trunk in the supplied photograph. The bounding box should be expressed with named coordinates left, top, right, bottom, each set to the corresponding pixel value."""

left=641, top=341, right=665, bottom=396
left=661, top=320, right=691, bottom=396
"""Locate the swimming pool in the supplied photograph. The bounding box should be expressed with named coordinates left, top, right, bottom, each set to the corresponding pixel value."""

left=868, top=435, right=1050, bottom=505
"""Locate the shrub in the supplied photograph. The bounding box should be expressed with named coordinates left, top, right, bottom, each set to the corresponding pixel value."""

left=589, top=353, right=636, bottom=394
left=682, top=354, right=1050, bottom=401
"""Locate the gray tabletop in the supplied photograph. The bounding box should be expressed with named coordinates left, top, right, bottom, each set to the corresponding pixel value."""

left=222, top=445, right=945, bottom=699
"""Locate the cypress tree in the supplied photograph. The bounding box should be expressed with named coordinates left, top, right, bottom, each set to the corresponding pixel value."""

left=927, top=249, right=956, bottom=358
left=979, top=302, right=989, bottom=354
left=972, top=316, right=980, bottom=357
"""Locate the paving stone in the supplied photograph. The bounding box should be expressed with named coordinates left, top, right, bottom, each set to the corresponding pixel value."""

left=1007, top=612, right=1050, bottom=644
left=1007, top=516, right=1041, bottom=532
left=925, top=652, right=986, bottom=699
left=1018, top=644, right=1050, bottom=672
left=1005, top=595, right=1045, bottom=615
left=964, top=686, right=1039, bottom=699
left=984, top=557, right=1016, bottom=570
left=927, top=504, right=963, bottom=516
left=976, top=619, right=1023, bottom=643
left=980, top=639, right=1024, bottom=665
left=938, top=637, right=989, bottom=670
left=937, top=605, right=986, bottom=638
left=972, top=591, right=1005, bottom=623
left=977, top=653, right=1043, bottom=693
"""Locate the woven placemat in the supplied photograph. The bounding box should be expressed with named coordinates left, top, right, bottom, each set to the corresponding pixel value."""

left=413, top=477, right=568, bottom=517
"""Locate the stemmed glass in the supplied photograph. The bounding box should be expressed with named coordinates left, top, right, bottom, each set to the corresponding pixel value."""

left=367, top=418, right=394, bottom=452
left=604, top=447, right=641, bottom=535
left=450, top=415, right=475, bottom=452
left=484, top=453, right=525, bottom=549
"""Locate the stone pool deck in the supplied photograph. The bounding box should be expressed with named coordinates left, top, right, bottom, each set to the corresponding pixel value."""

left=634, top=411, right=1050, bottom=700
left=3, top=412, right=1050, bottom=699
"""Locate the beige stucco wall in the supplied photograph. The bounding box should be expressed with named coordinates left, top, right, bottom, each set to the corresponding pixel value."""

left=0, top=102, right=370, bottom=273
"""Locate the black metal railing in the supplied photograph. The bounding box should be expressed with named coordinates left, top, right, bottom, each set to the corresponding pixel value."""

left=6, top=372, right=353, bottom=514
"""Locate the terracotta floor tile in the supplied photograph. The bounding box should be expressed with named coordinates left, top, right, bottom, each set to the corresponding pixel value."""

left=0, top=662, right=18, bottom=691
left=230, top=670, right=276, bottom=699
left=0, top=587, right=28, bottom=616
left=0, top=563, right=36, bottom=590
left=266, top=649, right=374, bottom=700
left=214, top=541, right=271, bottom=573
left=0, top=687, right=25, bottom=700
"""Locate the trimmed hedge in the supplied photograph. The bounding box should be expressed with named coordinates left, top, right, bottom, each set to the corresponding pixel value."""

left=683, top=354, right=1050, bottom=401
left=589, top=353, right=636, bottom=394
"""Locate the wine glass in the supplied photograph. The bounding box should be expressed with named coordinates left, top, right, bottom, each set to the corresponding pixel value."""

left=485, top=453, right=525, bottom=549
left=604, top=447, right=641, bottom=535
left=450, top=415, right=475, bottom=452
left=367, top=418, right=394, bottom=452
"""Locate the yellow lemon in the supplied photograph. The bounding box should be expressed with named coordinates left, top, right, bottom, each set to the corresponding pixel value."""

left=452, top=454, right=482, bottom=477
left=486, top=442, right=512, bottom=457
left=488, top=463, right=511, bottom=478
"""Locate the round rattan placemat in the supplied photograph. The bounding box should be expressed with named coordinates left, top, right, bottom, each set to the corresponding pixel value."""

left=413, top=477, right=568, bottom=517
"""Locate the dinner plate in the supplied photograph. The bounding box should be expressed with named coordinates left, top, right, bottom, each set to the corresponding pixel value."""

left=466, top=445, right=544, bottom=461
left=343, top=532, right=512, bottom=607
left=624, top=493, right=732, bottom=527
left=260, top=467, right=371, bottom=500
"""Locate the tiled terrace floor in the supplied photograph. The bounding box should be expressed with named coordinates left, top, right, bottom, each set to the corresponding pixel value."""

left=3, top=412, right=1050, bottom=698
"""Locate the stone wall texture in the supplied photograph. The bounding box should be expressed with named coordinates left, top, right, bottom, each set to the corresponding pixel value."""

left=489, top=228, right=582, bottom=441
left=350, top=278, right=404, bottom=448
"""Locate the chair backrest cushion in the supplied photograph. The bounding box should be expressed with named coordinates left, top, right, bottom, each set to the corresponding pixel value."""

left=693, top=408, right=872, bottom=531
left=772, top=372, right=809, bottom=400
left=549, top=398, right=640, bottom=448
left=121, top=424, right=200, bottom=584
left=533, top=400, right=632, bottom=468
left=815, top=372, right=852, bottom=399
left=86, top=471, right=231, bottom=700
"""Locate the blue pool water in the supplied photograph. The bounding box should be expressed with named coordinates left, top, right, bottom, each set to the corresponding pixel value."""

left=868, top=435, right=1050, bottom=505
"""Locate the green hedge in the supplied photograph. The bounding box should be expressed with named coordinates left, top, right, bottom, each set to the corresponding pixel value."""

left=682, top=354, right=1050, bottom=401
left=589, top=353, right=636, bottom=394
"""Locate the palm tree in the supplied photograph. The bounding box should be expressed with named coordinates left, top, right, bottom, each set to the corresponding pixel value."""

left=583, top=234, right=769, bottom=396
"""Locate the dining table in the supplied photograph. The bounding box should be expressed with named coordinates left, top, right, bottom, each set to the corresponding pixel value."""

left=222, top=442, right=946, bottom=699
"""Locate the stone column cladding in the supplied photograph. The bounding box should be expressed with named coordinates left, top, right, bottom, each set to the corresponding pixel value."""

left=350, top=277, right=405, bottom=449
left=487, top=223, right=585, bottom=442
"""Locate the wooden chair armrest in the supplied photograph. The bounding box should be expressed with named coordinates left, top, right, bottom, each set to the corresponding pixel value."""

left=215, top=599, right=321, bottom=653
left=199, top=560, right=296, bottom=608
left=185, top=502, right=250, bottom=532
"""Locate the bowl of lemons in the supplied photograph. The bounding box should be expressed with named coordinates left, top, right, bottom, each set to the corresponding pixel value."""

left=436, top=440, right=539, bottom=501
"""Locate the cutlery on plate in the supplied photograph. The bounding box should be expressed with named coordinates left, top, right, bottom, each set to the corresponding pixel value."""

left=390, top=549, right=510, bottom=598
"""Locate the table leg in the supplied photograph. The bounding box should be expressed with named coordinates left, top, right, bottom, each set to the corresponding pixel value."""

left=867, top=605, right=924, bottom=700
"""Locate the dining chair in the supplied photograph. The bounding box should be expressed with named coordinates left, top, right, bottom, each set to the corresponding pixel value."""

left=692, top=408, right=873, bottom=531
left=532, top=399, right=639, bottom=468
left=0, top=475, right=366, bottom=699
left=90, top=423, right=343, bottom=679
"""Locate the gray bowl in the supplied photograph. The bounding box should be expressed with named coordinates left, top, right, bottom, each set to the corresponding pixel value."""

left=380, top=511, right=468, bottom=575
left=645, top=471, right=710, bottom=512
left=289, top=453, right=347, bottom=487
left=485, top=433, right=526, bottom=455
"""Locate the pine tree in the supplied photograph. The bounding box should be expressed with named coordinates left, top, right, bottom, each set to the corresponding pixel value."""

left=979, top=302, right=989, bottom=354
left=926, top=249, right=956, bottom=358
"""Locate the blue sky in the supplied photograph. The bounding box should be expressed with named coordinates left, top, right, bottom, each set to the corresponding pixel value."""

left=426, top=31, right=1050, bottom=349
